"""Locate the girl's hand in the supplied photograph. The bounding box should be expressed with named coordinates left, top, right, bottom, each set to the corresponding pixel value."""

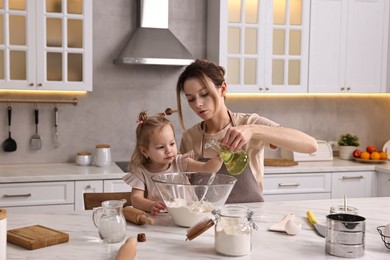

left=221, top=125, right=251, bottom=151
left=204, top=156, right=223, bottom=173
left=150, top=201, right=166, bottom=216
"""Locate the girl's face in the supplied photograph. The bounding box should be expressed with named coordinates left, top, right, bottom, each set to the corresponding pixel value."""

left=140, top=124, right=178, bottom=167
left=183, top=78, right=226, bottom=121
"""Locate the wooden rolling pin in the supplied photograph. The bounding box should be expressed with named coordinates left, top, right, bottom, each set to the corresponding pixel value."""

left=115, top=237, right=137, bottom=260
left=123, top=206, right=154, bottom=225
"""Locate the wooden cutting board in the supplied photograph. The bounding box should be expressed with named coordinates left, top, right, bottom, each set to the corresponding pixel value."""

left=7, top=225, right=69, bottom=250
left=264, top=158, right=298, bottom=166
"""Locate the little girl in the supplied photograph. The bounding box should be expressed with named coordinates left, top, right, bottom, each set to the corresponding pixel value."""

left=123, top=111, right=223, bottom=215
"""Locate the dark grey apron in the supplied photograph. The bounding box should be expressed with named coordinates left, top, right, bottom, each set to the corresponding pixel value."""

left=200, top=112, right=264, bottom=203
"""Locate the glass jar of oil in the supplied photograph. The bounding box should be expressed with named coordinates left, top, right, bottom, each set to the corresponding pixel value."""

left=204, top=138, right=249, bottom=175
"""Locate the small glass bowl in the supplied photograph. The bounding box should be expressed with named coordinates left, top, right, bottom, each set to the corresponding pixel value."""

left=330, top=205, right=358, bottom=215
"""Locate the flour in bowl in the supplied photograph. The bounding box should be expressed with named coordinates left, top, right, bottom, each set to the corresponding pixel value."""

left=166, top=199, right=214, bottom=227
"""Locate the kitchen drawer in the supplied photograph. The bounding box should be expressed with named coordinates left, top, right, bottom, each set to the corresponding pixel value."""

left=0, top=181, right=74, bottom=207
left=104, top=179, right=131, bottom=192
left=264, top=173, right=331, bottom=195
left=264, top=192, right=331, bottom=202
left=331, top=171, right=374, bottom=199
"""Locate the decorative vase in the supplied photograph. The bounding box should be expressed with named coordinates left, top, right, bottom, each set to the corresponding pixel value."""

left=339, top=146, right=356, bottom=160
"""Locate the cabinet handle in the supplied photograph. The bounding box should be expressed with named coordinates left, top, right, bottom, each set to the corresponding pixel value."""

left=259, top=87, right=263, bottom=91
left=278, top=183, right=300, bottom=187
left=29, top=83, right=34, bottom=87
left=3, top=193, right=32, bottom=198
left=37, top=83, right=43, bottom=87
left=342, top=176, right=363, bottom=180
left=265, top=87, right=269, bottom=91
left=85, top=185, right=91, bottom=189
left=341, top=87, right=345, bottom=91
left=346, top=87, right=351, bottom=91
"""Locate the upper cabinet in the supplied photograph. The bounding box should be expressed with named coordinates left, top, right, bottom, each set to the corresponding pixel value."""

left=309, top=0, right=389, bottom=93
left=207, top=0, right=310, bottom=93
left=0, top=0, right=92, bottom=91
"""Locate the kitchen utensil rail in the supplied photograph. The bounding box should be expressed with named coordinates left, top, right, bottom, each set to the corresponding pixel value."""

left=0, top=98, right=78, bottom=106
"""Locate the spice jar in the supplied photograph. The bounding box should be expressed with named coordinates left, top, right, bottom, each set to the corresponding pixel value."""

left=213, top=205, right=257, bottom=256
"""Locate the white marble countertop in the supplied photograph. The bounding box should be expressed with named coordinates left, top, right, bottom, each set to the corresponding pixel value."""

left=5, top=197, right=390, bottom=259
left=1, top=158, right=390, bottom=184
left=0, top=162, right=126, bottom=183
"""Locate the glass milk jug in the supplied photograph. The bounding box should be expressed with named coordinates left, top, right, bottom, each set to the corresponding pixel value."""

left=213, top=205, right=257, bottom=256
left=204, top=138, right=249, bottom=175
left=92, top=199, right=126, bottom=243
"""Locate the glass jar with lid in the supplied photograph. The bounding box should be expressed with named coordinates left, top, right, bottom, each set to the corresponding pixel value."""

left=213, top=205, right=257, bottom=256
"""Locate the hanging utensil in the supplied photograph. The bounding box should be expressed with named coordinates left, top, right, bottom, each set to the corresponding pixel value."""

left=53, top=106, right=60, bottom=148
left=30, top=108, right=42, bottom=150
left=2, top=106, right=17, bottom=152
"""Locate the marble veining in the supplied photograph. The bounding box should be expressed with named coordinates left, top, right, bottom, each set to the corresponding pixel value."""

left=6, top=197, right=390, bottom=259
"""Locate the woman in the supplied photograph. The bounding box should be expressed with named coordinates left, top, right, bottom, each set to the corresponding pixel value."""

left=176, top=59, right=318, bottom=203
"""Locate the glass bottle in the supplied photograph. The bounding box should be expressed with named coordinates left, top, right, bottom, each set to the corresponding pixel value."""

left=213, top=205, right=257, bottom=256
left=204, top=138, right=249, bottom=175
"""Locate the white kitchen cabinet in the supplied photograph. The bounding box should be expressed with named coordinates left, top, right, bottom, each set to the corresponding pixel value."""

left=103, top=179, right=130, bottom=192
left=309, top=0, right=389, bottom=93
left=207, top=0, right=310, bottom=93
left=377, top=173, right=390, bottom=197
left=0, top=181, right=74, bottom=212
left=263, top=172, right=331, bottom=201
left=331, top=171, right=374, bottom=199
left=74, top=180, right=103, bottom=210
left=0, top=0, right=92, bottom=91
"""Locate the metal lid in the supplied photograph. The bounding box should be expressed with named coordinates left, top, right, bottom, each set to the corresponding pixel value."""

left=186, top=218, right=214, bottom=241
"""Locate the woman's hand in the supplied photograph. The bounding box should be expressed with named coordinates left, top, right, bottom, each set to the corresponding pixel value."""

left=150, top=201, right=166, bottom=216
left=221, top=125, right=252, bottom=150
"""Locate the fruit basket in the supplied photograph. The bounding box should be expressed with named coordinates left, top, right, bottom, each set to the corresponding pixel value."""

left=377, top=226, right=390, bottom=249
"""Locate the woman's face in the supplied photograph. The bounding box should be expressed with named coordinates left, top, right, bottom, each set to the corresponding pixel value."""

left=183, top=78, right=224, bottom=120
left=140, top=125, right=178, bottom=166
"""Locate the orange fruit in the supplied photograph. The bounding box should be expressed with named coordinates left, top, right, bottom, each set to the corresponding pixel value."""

left=379, top=151, right=388, bottom=160
left=360, top=151, right=370, bottom=160
left=370, top=151, right=380, bottom=160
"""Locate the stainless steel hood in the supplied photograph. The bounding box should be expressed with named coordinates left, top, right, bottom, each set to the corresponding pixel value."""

left=113, top=0, right=194, bottom=66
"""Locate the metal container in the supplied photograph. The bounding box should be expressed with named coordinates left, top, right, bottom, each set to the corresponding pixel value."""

left=325, top=214, right=366, bottom=258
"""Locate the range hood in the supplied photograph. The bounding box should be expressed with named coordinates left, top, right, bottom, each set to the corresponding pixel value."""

left=113, top=0, right=194, bottom=66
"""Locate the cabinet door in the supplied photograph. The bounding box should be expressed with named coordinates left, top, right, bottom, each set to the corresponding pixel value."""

left=36, top=0, right=92, bottom=91
left=104, top=179, right=131, bottom=192
left=309, top=0, right=389, bottom=93
left=207, top=0, right=309, bottom=93
left=0, top=0, right=92, bottom=91
left=74, top=180, right=103, bottom=210
left=377, top=173, right=390, bottom=197
left=0, top=0, right=36, bottom=90
left=331, top=171, right=373, bottom=199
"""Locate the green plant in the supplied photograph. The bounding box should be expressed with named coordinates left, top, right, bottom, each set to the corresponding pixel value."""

left=338, top=133, right=360, bottom=147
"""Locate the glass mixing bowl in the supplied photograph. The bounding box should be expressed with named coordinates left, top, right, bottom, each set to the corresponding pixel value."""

left=152, top=172, right=237, bottom=227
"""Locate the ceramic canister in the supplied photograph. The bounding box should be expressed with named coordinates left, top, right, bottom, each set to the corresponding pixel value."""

left=95, top=144, right=111, bottom=167
left=0, top=209, right=6, bottom=260
left=325, top=213, right=366, bottom=258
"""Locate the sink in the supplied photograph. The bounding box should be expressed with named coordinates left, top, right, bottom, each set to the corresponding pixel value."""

left=115, top=161, right=130, bottom=172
